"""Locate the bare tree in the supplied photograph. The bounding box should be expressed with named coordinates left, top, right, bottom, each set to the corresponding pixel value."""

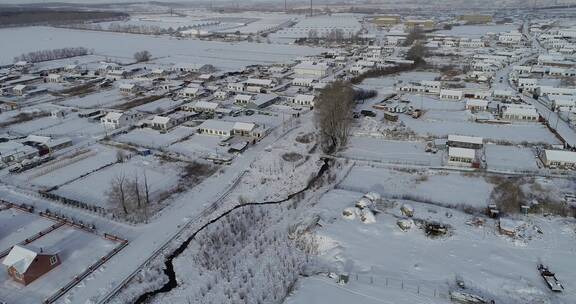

left=143, top=171, right=150, bottom=221
left=134, top=50, right=152, bottom=62
left=107, top=173, right=129, bottom=214
left=314, top=81, right=355, bottom=153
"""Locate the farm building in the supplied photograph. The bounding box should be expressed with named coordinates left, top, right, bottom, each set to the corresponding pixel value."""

left=542, top=150, right=576, bottom=169
left=500, top=104, right=539, bottom=121
left=293, top=62, right=331, bottom=78
left=2, top=245, right=60, bottom=285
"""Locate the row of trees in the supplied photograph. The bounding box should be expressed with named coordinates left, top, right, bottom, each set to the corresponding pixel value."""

left=13, top=47, right=91, bottom=63
left=306, top=29, right=367, bottom=45
left=314, top=81, right=356, bottom=154
left=106, top=171, right=151, bottom=222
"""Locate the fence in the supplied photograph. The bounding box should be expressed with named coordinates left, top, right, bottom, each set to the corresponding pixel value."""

left=317, top=273, right=450, bottom=300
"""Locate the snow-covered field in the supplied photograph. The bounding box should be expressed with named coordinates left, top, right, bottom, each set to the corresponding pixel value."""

left=0, top=226, right=117, bottom=304
left=485, top=144, right=540, bottom=172
left=287, top=188, right=576, bottom=304
left=339, top=137, right=442, bottom=166
left=53, top=155, right=181, bottom=208
left=22, top=145, right=119, bottom=189
left=0, top=208, right=55, bottom=253
left=339, top=166, right=494, bottom=208
left=116, top=126, right=196, bottom=149
left=0, top=27, right=326, bottom=70
left=401, top=116, right=560, bottom=144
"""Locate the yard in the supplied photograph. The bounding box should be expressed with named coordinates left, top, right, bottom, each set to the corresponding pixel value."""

left=339, top=166, right=494, bottom=208
left=52, top=155, right=181, bottom=208
left=0, top=226, right=117, bottom=304
left=0, top=208, right=55, bottom=254
left=286, top=188, right=576, bottom=304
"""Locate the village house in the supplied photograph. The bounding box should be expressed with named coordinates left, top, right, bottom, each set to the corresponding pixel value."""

left=549, top=95, right=576, bottom=112
left=2, top=245, right=60, bottom=285
left=12, top=84, right=29, bottom=96
left=150, top=112, right=194, bottom=131
left=0, top=141, right=38, bottom=165
left=542, top=150, right=576, bottom=169
left=106, top=69, right=129, bottom=81
left=198, top=120, right=265, bottom=139
left=101, top=111, right=143, bottom=129
left=245, top=78, right=276, bottom=88
left=198, top=120, right=235, bottom=137
left=227, top=82, right=246, bottom=92
left=119, top=83, right=141, bottom=95
left=536, top=86, right=576, bottom=98
left=493, top=90, right=516, bottom=102
left=465, top=99, right=489, bottom=112
left=498, top=31, right=523, bottom=45
left=398, top=80, right=441, bottom=95
left=517, top=78, right=538, bottom=93
left=179, top=87, right=207, bottom=99
left=448, top=147, right=476, bottom=167
left=292, top=78, right=315, bottom=87
left=459, top=38, right=485, bottom=48
left=440, top=89, right=463, bottom=101
left=214, top=90, right=230, bottom=100
left=23, top=135, right=73, bottom=154
left=46, top=73, right=63, bottom=83
left=235, top=93, right=278, bottom=109
left=500, top=104, right=539, bottom=121
left=183, top=100, right=219, bottom=113
left=291, top=94, right=316, bottom=107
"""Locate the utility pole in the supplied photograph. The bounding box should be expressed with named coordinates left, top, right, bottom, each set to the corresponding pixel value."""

left=285, top=0, right=287, bottom=12
left=310, top=0, right=313, bottom=17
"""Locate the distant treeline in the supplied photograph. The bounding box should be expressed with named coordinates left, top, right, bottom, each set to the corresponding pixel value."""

left=14, top=47, right=92, bottom=63
left=0, top=9, right=128, bottom=28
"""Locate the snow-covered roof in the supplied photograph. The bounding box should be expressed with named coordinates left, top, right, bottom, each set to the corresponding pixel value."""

left=103, top=112, right=124, bottom=121
left=245, top=78, right=274, bottom=87
left=235, top=94, right=253, bottom=102
left=25, top=135, right=51, bottom=144
left=194, top=101, right=219, bottom=110
left=2, top=245, right=48, bottom=274
left=151, top=116, right=172, bottom=125
left=465, top=99, right=488, bottom=107
left=448, top=135, right=483, bottom=145
left=502, top=105, right=538, bottom=117
left=448, top=147, right=475, bottom=159
left=119, top=83, right=135, bottom=90
left=233, top=122, right=255, bottom=132
left=199, top=120, right=235, bottom=132
left=294, top=94, right=315, bottom=102
left=545, top=150, right=576, bottom=163
left=294, top=62, right=330, bottom=71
